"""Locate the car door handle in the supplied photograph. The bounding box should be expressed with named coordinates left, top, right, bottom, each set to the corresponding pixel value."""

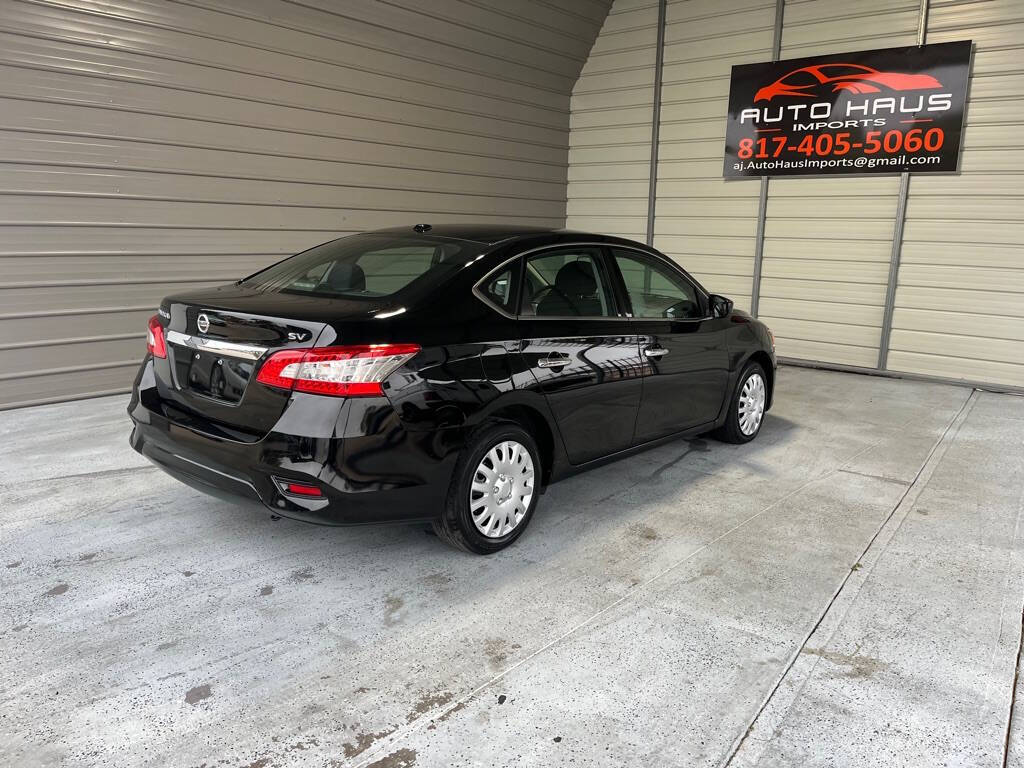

left=644, top=347, right=669, bottom=358
left=536, top=353, right=571, bottom=369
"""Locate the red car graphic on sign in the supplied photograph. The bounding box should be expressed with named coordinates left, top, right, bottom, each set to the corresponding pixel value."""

left=754, top=63, right=943, bottom=101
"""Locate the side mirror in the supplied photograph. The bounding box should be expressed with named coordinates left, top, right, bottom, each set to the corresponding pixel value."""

left=709, top=294, right=733, bottom=318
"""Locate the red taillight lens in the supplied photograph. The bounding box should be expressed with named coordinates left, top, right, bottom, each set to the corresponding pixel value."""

left=284, top=482, right=322, bottom=497
left=254, top=349, right=306, bottom=391
left=256, top=344, right=420, bottom=397
left=273, top=476, right=325, bottom=497
left=147, top=315, right=167, bottom=359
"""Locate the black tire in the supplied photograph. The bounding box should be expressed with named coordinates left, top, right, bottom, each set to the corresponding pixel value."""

left=433, top=422, right=541, bottom=554
left=713, top=361, right=768, bottom=444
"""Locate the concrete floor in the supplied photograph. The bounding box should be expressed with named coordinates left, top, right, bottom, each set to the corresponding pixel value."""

left=2, top=367, right=1023, bottom=768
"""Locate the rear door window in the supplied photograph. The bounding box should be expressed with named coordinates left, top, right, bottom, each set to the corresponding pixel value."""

left=479, top=266, right=517, bottom=314
left=520, top=248, right=616, bottom=318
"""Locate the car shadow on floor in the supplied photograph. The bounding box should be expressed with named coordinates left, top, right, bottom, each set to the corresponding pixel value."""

left=203, top=411, right=803, bottom=572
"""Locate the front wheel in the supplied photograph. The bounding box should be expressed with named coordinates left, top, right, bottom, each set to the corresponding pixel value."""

left=713, top=361, right=768, bottom=444
left=433, top=423, right=541, bottom=554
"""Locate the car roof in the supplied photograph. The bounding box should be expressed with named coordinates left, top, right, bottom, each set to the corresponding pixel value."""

left=368, top=223, right=601, bottom=246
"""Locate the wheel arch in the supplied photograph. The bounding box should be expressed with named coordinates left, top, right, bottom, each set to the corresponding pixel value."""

left=474, top=395, right=560, bottom=487
left=745, top=350, right=775, bottom=409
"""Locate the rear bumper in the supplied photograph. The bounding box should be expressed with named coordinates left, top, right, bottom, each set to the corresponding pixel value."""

left=128, top=364, right=462, bottom=526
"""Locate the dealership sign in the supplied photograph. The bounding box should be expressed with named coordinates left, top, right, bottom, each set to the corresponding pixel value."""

left=723, top=41, right=972, bottom=177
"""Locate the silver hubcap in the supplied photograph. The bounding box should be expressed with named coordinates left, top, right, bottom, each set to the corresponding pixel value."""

left=738, top=372, right=766, bottom=436
left=470, top=440, right=535, bottom=538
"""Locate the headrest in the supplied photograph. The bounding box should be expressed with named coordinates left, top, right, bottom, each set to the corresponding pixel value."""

left=554, top=260, right=597, bottom=297
left=326, top=263, right=366, bottom=292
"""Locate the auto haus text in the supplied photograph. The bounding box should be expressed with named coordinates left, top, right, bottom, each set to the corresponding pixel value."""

left=738, top=93, right=954, bottom=131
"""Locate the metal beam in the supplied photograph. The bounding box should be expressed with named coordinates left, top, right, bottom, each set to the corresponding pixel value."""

left=877, top=0, right=930, bottom=369
left=749, top=180, right=769, bottom=317
left=645, top=0, right=667, bottom=247
left=749, top=0, right=785, bottom=317
left=877, top=172, right=911, bottom=369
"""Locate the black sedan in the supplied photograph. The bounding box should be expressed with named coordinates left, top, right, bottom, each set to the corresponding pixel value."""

left=129, top=225, right=776, bottom=553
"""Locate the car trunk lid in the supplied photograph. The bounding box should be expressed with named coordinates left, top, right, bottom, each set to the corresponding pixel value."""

left=153, top=283, right=390, bottom=438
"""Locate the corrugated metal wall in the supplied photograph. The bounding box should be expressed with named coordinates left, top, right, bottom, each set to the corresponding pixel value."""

left=655, top=0, right=775, bottom=312
left=0, top=0, right=611, bottom=409
left=566, top=0, right=658, bottom=242
left=568, top=0, right=1024, bottom=389
left=758, top=0, right=920, bottom=368
left=887, top=0, right=1024, bottom=387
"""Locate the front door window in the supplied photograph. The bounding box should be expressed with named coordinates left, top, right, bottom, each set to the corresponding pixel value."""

left=611, top=250, right=704, bottom=320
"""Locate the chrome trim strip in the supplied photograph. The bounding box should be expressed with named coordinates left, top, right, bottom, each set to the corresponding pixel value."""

left=165, top=330, right=268, bottom=361
left=172, top=452, right=254, bottom=488
left=629, top=314, right=714, bottom=323
left=520, top=316, right=637, bottom=322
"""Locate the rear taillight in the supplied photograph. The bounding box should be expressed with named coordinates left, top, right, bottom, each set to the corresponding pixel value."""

left=284, top=482, right=322, bottom=496
left=272, top=477, right=324, bottom=497
left=256, top=344, right=420, bottom=397
left=147, top=315, right=167, bottom=359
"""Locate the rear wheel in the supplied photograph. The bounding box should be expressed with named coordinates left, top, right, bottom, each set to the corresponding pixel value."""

left=713, top=361, right=768, bottom=444
left=433, top=423, right=540, bottom=554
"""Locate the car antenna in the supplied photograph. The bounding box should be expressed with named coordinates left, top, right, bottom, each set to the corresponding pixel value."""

left=413, top=223, right=432, bottom=233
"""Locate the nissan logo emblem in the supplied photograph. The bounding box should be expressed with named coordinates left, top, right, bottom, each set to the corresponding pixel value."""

left=197, top=313, right=210, bottom=334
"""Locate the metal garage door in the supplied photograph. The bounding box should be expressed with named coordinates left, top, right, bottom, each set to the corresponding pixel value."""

left=568, top=0, right=1023, bottom=390
left=0, top=0, right=610, bottom=409
left=567, top=0, right=775, bottom=312
left=653, top=0, right=776, bottom=313
left=756, top=0, right=922, bottom=369
left=566, top=0, right=659, bottom=243
left=885, top=0, right=1024, bottom=387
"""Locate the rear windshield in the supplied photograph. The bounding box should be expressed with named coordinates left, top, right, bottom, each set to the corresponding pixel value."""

left=241, top=234, right=472, bottom=299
